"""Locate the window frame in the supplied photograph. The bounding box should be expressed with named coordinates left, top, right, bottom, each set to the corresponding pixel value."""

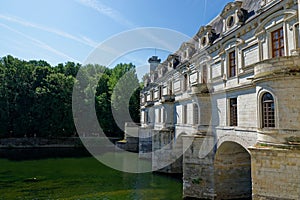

left=144, top=110, right=149, bottom=124
left=158, top=108, right=161, bottom=123
left=261, top=93, right=275, bottom=128
left=229, top=98, right=238, bottom=126
left=193, top=103, right=199, bottom=125
left=228, top=50, right=236, bottom=78
left=271, top=27, right=284, bottom=58
left=182, top=74, right=188, bottom=92
left=295, top=23, right=300, bottom=49
left=182, top=105, right=187, bottom=124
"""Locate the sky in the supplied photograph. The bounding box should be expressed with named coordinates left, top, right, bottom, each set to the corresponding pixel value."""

left=0, top=0, right=232, bottom=73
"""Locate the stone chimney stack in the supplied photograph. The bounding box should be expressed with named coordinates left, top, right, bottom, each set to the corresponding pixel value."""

left=148, top=56, right=161, bottom=73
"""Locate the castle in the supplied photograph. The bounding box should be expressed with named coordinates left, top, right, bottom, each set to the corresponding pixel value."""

left=136, top=0, right=300, bottom=199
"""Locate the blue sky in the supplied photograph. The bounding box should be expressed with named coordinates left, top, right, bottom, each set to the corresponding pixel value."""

left=0, top=0, right=232, bottom=69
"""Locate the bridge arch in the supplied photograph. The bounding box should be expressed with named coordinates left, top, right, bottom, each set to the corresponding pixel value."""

left=216, top=134, right=253, bottom=153
left=214, top=141, right=252, bottom=200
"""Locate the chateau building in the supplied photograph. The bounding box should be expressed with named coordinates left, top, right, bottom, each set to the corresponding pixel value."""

left=138, top=0, right=300, bottom=199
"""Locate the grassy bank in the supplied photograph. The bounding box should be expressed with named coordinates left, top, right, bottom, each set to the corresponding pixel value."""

left=0, top=157, right=182, bottom=200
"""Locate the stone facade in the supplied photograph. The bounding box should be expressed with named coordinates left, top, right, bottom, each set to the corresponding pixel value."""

left=137, top=0, right=300, bottom=199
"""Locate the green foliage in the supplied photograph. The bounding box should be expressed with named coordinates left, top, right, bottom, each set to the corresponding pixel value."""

left=95, top=63, right=141, bottom=137
left=0, top=55, right=141, bottom=138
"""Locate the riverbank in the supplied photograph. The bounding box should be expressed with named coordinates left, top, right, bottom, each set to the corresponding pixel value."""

left=0, top=137, right=121, bottom=148
left=0, top=137, right=83, bottom=148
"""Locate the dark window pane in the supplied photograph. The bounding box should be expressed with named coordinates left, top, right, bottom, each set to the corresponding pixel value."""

left=262, top=93, right=275, bottom=128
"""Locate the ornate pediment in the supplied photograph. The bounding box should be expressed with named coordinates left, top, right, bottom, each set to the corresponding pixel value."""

left=167, top=54, right=180, bottom=69
left=220, top=1, right=243, bottom=18
left=220, top=1, right=248, bottom=33
left=179, top=42, right=195, bottom=51
left=196, top=25, right=218, bottom=48
left=179, top=42, right=196, bottom=60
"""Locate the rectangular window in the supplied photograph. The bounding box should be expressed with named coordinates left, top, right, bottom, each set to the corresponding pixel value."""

left=296, top=24, right=300, bottom=49
left=272, top=27, right=284, bottom=58
left=183, top=74, right=188, bottom=92
left=168, top=81, right=173, bottom=95
left=158, top=109, right=161, bottom=123
left=193, top=104, right=199, bottom=125
left=150, top=90, right=154, bottom=101
left=202, top=65, right=207, bottom=83
left=144, top=111, right=148, bottom=124
left=161, top=108, right=165, bottom=123
left=229, top=98, right=238, bottom=126
left=228, top=51, right=236, bottom=77
left=183, top=105, right=187, bottom=124
left=159, top=86, right=162, bottom=99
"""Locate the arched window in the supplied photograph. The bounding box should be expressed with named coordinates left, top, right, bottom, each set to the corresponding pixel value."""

left=193, top=104, right=199, bottom=125
left=262, top=93, right=275, bottom=128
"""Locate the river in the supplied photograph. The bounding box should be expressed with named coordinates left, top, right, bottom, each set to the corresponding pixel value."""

left=0, top=148, right=182, bottom=200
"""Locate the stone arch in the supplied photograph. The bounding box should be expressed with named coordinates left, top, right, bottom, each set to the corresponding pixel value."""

left=214, top=141, right=252, bottom=200
left=216, top=135, right=253, bottom=153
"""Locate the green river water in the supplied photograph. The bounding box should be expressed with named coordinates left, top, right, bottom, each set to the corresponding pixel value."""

left=0, top=153, right=182, bottom=200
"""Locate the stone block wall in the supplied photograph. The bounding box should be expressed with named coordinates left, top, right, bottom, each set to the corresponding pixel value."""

left=183, top=135, right=216, bottom=199
left=250, top=146, right=300, bottom=200
left=152, top=129, right=183, bottom=173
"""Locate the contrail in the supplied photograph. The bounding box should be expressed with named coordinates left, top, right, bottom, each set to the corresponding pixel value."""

left=0, top=14, right=98, bottom=48
left=0, top=22, right=81, bottom=63
left=77, top=0, right=137, bottom=28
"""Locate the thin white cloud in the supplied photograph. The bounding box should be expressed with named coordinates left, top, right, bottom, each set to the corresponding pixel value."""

left=81, top=35, right=99, bottom=47
left=203, top=0, right=207, bottom=22
left=0, top=22, right=81, bottom=63
left=77, top=0, right=136, bottom=28
left=0, top=14, right=98, bottom=48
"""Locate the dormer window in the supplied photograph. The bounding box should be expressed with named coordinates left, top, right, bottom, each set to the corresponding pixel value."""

left=186, top=49, right=190, bottom=58
left=196, top=26, right=217, bottom=49
left=221, top=1, right=247, bottom=33
left=167, top=54, right=180, bottom=69
left=227, top=15, right=235, bottom=28
left=179, top=42, right=195, bottom=60
left=201, top=36, right=207, bottom=47
left=183, top=51, right=187, bottom=60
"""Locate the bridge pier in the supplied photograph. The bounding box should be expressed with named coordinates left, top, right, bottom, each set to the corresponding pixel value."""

left=183, top=135, right=216, bottom=199
left=250, top=145, right=300, bottom=200
left=183, top=135, right=253, bottom=200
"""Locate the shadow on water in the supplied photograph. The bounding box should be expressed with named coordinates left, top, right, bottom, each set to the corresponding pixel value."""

left=0, top=147, right=92, bottom=161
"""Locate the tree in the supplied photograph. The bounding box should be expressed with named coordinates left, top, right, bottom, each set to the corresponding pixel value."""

left=0, top=55, right=141, bottom=139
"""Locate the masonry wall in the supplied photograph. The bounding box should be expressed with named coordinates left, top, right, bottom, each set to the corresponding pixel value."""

left=183, top=135, right=216, bottom=199
left=250, top=147, right=300, bottom=200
